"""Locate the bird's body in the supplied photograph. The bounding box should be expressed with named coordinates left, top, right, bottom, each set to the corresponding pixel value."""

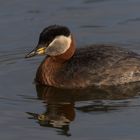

left=26, top=25, right=140, bottom=89
left=35, top=45, right=140, bottom=88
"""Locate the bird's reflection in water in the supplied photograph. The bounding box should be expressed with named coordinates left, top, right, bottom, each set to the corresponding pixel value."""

left=27, top=82, right=140, bottom=136
left=27, top=102, right=74, bottom=136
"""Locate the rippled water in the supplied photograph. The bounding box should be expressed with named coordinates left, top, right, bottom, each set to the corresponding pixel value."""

left=0, top=0, right=140, bottom=139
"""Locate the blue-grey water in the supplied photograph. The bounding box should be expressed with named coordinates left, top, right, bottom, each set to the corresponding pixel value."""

left=0, top=0, right=140, bottom=140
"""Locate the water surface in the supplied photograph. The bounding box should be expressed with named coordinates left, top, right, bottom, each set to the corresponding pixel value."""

left=0, top=0, right=140, bottom=139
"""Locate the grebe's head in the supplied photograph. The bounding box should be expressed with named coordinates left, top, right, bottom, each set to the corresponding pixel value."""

left=25, top=25, right=72, bottom=58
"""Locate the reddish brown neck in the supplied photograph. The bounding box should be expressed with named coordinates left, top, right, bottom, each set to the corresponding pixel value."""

left=50, top=35, right=76, bottom=63
left=36, top=35, right=76, bottom=86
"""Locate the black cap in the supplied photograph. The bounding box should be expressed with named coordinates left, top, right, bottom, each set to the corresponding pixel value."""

left=38, top=25, right=71, bottom=45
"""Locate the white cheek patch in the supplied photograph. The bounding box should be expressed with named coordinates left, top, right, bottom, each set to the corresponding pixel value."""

left=46, top=35, right=71, bottom=56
